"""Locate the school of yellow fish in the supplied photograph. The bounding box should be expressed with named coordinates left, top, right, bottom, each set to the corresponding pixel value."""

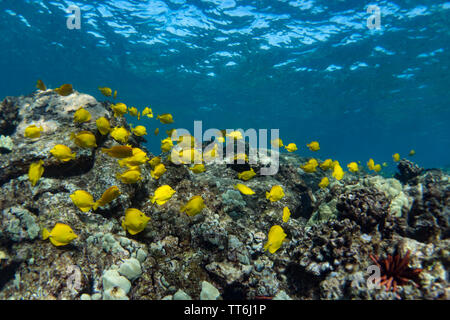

left=30, top=80, right=415, bottom=254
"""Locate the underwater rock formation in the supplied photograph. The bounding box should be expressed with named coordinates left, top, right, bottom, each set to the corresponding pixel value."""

left=0, top=90, right=448, bottom=300
left=395, top=159, right=424, bottom=184
left=336, top=188, right=389, bottom=233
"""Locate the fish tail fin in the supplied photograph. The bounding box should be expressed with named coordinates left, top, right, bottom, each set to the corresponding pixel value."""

left=42, top=228, right=50, bottom=240
left=92, top=201, right=99, bottom=211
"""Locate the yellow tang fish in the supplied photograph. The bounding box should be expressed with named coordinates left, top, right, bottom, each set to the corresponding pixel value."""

left=102, top=145, right=133, bottom=159
left=190, top=164, right=206, bottom=174
left=111, top=103, right=127, bottom=117
left=160, top=137, right=174, bottom=152
left=24, top=125, right=43, bottom=139
left=121, top=208, right=150, bottom=235
left=367, top=159, right=382, bottom=172
left=128, top=107, right=139, bottom=117
left=54, top=84, right=73, bottom=96
left=284, top=143, right=297, bottom=152
left=180, top=195, right=205, bottom=217
left=393, top=153, right=400, bottom=162
left=320, top=159, right=334, bottom=171
left=110, top=127, right=130, bottom=143
left=409, top=149, right=416, bottom=156
left=151, top=163, right=167, bottom=180
left=234, top=183, right=255, bottom=195
left=282, top=207, right=291, bottom=223
left=154, top=128, right=160, bottom=136
left=36, top=79, right=46, bottom=91
left=142, top=107, right=153, bottom=118
left=156, top=113, right=174, bottom=124
left=203, top=144, right=219, bottom=162
left=96, top=117, right=111, bottom=135
left=318, top=177, right=329, bottom=189
left=367, top=158, right=376, bottom=171
left=332, top=162, right=345, bottom=180
left=150, top=185, right=176, bottom=205
left=50, top=144, right=76, bottom=162
left=70, top=190, right=95, bottom=212
left=148, top=157, right=161, bottom=169
left=307, top=141, right=320, bottom=151
left=347, top=162, right=359, bottom=173
left=118, top=148, right=149, bottom=167
left=93, top=186, right=121, bottom=210
left=73, top=107, right=91, bottom=123
left=271, top=138, right=283, bottom=148
left=113, top=90, right=117, bottom=99
left=238, top=168, right=256, bottom=181
left=264, top=225, right=287, bottom=254
left=266, top=185, right=285, bottom=202
left=132, top=125, right=147, bottom=137
left=301, top=159, right=319, bottom=173
left=28, top=160, right=44, bottom=187
left=234, top=153, right=248, bottom=163
left=42, top=223, right=77, bottom=246
left=166, top=128, right=177, bottom=139
left=226, top=130, right=243, bottom=140
left=98, top=87, right=112, bottom=97
left=177, top=148, right=203, bottom=164
left=71, top=131, right=97, bottom=148
left=178, top=135, right=197, bottom=148
left=116, top=169, right=142, bottom=184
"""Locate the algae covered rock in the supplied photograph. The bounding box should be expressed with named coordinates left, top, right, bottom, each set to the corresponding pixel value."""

left=118, top=258, right=142, bottom=282
left=0, top=207, right=40, bottom=243
left=102, top=269, right=131, bottom=300
left=200, top=281, right=221, bottom=300
left=0, top=135, right=13, bottom=153
left=336, top=188, right=389, bottom=233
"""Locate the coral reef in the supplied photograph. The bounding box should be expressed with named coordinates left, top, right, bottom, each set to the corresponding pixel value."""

left=0, top=90, right=448, bottom=300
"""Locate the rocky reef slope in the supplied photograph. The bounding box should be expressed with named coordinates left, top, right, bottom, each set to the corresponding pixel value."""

left=0, top=90, right=448, bottom=300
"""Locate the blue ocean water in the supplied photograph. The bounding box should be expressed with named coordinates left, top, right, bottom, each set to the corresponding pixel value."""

left=0, top=0, right=449, bottom=170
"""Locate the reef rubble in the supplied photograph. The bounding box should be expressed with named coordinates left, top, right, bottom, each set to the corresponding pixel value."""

left=0, top=91, right=448, bottom=300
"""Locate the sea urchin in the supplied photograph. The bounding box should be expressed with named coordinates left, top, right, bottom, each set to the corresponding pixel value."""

left=369, top=249, right=423, bottom=292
